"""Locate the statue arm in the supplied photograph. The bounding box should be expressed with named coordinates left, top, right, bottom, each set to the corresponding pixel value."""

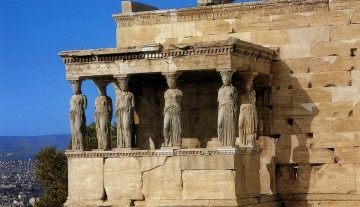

left=108, top=97, right=113, bottom=119
left=217, top=88, right=221, bottom=103
left=115, top=96, right=119, bottom=109
left=179, top=89, right=183, bottom=102
left=94, top=98, right=99, bottom=129
left=114, top=98, right=118, bottom=115
left=94, top=98, right=98, bottom=111
left=251, top=91, right=256, bottom=105
left=234, top=88, right=238, bottom=119
left=131, top=93, right=135, bottom=109
left=83, top=95, right=87, bottom=109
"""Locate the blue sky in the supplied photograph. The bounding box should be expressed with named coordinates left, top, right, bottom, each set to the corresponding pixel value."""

left=0, top=0, right=247, bottom=136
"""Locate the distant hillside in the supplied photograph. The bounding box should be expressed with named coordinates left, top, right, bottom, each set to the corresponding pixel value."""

left=0, top=135, right=70, bottom=160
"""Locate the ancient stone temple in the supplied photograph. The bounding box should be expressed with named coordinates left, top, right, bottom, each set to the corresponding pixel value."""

left=59, top=0, right=360, bottom=206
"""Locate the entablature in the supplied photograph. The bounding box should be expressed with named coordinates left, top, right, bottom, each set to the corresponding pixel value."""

left=59, top=37, right=276, bottom=80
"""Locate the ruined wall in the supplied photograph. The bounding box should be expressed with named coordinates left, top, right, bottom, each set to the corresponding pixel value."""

left=115, top=0, right=360, bottom=205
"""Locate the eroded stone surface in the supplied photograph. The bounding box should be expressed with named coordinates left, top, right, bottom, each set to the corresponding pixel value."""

left=104, top=158, right=143, bottom=200
left=67, top=158, right=104, bottom=201
left=314, top=164, right=356, bottom=194
left=183, top=170, right=236, bottom=199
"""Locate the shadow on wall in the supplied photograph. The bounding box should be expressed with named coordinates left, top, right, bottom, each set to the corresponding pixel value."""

left=128, top=73, right=164, bottom=149
left=130, top=70, right=270, bottom=149
left=129, top=71, right=222, bottom=149
left=271, top=58, right=319, bottom=206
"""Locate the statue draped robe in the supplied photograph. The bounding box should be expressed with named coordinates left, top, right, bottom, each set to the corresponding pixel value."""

left=95, top=95, right=112, bottom=149
left=239, top=90, right=257, bottom=146
left=70, top=94, right=87, bottom=150
left=217, top=85, right=238, bottom=146
left=116, top=91, right=134, bottom=148
left=163, top=88, right=183, bottom=147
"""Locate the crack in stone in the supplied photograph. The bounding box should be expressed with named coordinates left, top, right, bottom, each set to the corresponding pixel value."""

left=141, top=157, right=168, bottom=174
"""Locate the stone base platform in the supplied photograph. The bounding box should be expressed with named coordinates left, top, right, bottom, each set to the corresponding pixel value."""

left=133, top=198, right=280, bottom=207
left=64, top=148, right=280, bottom=207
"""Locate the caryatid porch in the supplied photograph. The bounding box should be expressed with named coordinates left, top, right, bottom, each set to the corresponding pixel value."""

left=60, top=37, right=279, bottom=207
left=60, top=37, right=275, bottom=150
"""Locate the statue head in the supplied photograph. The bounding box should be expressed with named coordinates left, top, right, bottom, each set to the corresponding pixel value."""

left=242, top=73, right=255, bottom=91
left=94, top=80, right=108, bottom=96
left=118, top=77, right=129, bottom=92
left=165, top=74, right=178, bottom=89
left=70, top=80, right=82, bottom=95
left=220, top=71, right=233, bottom=86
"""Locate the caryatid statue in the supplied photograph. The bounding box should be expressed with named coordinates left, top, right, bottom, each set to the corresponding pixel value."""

left=217, top=71, right=238, bottom=146
left=239, top=74, right=258, bottom=146
left=163, top=73, right=183, bottom=147
left=115, top=77, right=134, bottom=149
left=69, top=80, right=87, bottom=150
left=94, top=80, right=113, bottom=150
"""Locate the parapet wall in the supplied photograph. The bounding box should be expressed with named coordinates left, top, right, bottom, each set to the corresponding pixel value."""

left=112, top=0, right=360, bottom=205
left=64, top=148, right=280, bottom=207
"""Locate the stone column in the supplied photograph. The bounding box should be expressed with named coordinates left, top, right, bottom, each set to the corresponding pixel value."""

left=162, top=72, right=183, bottom=148
left=217, top=70, right=238, bottom=147
left=94, top=80, right=113, bottom=150
left=114, top=76, right=135, bottom=149
left=69, top=80, right=87, bottom=150
left=238, top=72, right=258, bottom=147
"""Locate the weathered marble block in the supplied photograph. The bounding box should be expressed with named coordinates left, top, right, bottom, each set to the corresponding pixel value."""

left=65, top=157, right=104, bottom=206
left=183, top=170, right=237, bottom=199
left=104, top=157, right=143, bottom=200
left=142, top=156, right=183, bottom=200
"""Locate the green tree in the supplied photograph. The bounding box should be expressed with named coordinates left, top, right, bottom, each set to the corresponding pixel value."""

left=85, top=122, right=97, bottom=149
left=84, top=122, right=117, bottom=150
left=111, top=123, right=117, bottom=148
left=35, top=123, right=117, bottom=207
left=34, top=147, right=68, bottom=207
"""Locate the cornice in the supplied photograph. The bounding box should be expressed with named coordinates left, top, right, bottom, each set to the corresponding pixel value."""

left=113, top=0, right=329, bottom=27
left=59, top=38, right=275, bottom=65
left=65, top=147, right=261, bottom=158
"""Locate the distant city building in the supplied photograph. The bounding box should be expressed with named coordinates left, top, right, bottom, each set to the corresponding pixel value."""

left=0, top=160, right=43, bottom=207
